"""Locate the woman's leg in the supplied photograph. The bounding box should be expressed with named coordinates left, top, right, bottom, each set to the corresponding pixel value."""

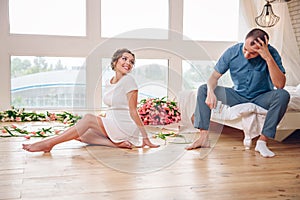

left=22, top=114, right=131, bottom=152
left=22, top=124, right=85, bottom=153
left=78, top=128, right=132, bottom=149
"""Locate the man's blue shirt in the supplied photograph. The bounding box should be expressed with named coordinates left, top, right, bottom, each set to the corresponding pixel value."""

left=214, top=43, right=285, bottom=99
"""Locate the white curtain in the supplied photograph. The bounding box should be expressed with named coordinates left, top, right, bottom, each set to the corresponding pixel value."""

left=240, top=0, right=300, bottom=86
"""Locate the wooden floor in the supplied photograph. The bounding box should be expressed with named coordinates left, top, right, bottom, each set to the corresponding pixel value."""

left=1, top=124, right=300, bottom=200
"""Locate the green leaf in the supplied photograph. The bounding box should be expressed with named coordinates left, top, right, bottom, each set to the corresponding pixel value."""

left=3, top=126, right=15, bottom=137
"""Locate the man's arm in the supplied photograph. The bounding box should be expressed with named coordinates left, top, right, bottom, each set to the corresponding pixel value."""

left=206, top=70, right=222, bottom=109
left=264, top=55, right=286, bottom=89
left=254, top=36, right=286, bottom=89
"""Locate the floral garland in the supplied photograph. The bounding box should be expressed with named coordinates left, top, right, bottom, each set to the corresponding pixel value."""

left=0, top=107, right=81, bottom=139
left=152, top=130, right=194, bottom=145
left=152, top=130, right=179, bottom=144
left=138, top=97, right=181, bottom=125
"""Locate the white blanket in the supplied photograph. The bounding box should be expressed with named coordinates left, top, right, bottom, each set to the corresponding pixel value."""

left=178, top=90, right=267, bottom=139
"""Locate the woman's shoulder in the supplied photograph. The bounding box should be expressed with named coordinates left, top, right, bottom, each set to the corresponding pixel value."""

left=121, top=74, right=136, bottom=83
left=121, top=74, right=138, bottom=90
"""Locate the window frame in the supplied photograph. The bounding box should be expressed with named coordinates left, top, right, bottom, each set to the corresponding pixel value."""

left=0, top=0, right=240, bottom=111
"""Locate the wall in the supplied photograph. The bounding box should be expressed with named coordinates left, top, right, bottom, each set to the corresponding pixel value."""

left=288, top=0, right=300, bottom=54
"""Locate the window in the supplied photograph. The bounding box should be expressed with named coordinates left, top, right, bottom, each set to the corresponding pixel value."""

left=182, top=60, right=233, bottom=90
left=2, top=1, right=243, bottom=110
left=11, top=56, right=86, bottom=108
left=183, top=0, right=239, bottom=41
left=9, top=0, right=86, bottom=36
left=101, top=58, right=168, bottom=107
left=101, top=0, right=169, bottom=39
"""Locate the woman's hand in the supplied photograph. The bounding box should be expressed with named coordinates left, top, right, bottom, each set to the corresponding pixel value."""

left=141, top=137, right=160, bottom=148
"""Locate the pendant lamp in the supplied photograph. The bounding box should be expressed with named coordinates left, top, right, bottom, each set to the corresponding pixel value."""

left=255, top=1, right=280, bottom=28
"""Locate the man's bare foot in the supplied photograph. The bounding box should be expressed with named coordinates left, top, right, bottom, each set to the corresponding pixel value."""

left=22, top=141, right=53, bottom=153
left=116, top=141, right=132, bottom=149
left=185, top=133, right=210, bottom=150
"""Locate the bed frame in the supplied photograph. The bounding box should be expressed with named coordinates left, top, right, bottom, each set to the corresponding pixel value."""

left=211, top=111, right=300, bottom=142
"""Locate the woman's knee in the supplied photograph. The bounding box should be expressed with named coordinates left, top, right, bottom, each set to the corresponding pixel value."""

left=83, top=113, right=94, bottom=118
left=82, top=113, right=96, bottom=122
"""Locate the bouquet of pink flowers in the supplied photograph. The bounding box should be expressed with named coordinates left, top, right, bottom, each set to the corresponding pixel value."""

left=138, top=97, right=181, bottom=125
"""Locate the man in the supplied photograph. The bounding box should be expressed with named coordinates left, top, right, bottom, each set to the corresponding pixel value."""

left=186, top=28, right=290, bottom=158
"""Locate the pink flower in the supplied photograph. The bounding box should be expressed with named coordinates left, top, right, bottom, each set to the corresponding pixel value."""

left=24, top=135, right=31, bottom=139
left=49, top=113, right=57, bottom=121
left=11, top=124, right=17, bottom=129
left=16, top=117, right=22, bottom=122
left=138, top=97, right=181, bottom=125
left=2, top=129, right=7, bottom=133
left=169, top=110, right=174, bottom=116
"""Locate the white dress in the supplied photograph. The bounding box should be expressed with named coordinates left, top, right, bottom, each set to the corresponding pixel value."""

left=101, top=74, right=141, bottom=146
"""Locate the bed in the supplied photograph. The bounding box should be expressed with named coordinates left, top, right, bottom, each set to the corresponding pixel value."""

left=178, top=85, right=300, bottom=147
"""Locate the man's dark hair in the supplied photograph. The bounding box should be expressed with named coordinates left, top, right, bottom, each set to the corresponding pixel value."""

left=246, top=28, right=269, bottom=46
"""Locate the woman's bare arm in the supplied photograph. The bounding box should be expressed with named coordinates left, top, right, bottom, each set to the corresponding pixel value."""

left=127, top=90, right=159, bottom=148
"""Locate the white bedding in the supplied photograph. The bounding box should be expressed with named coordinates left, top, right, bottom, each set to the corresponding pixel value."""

left=285, top=85, right=300, bottom=111
left=178, top=85, right=300, bottom=142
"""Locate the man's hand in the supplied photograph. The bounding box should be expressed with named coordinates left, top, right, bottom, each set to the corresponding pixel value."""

left=252, top=35, right=272, bottom=61
left=206, top=70, right=222, bottom=109
left=205, top=89, right=217, bottom=110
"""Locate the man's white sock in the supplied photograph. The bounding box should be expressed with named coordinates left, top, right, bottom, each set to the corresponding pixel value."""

left=255, top=140, right=275, bottom=158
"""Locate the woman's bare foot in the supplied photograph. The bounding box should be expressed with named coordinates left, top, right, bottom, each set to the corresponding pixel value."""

left=74, top=137, right=83, bottom=142
left=191, top=114, right=195, bottom=124
left=116, top=141, right=132, bottom=149
left=185, top=132, right=210, bottom=150
left=22, top=141, right=53, bottom=153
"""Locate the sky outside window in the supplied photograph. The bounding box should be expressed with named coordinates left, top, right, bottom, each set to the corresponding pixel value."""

left=101, top=0, right=169, bottom=39
left=183, top=0, right=239, bottom=41
left=9, top=0, right=86, bottom=36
